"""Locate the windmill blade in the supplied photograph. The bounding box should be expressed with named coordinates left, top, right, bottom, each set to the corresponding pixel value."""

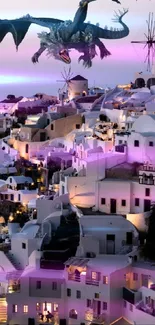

left=131, top=41, right=146, bottom=44
left=150, top=12, right=154, bottom=39
left=61, top=71, right=66, bottom=80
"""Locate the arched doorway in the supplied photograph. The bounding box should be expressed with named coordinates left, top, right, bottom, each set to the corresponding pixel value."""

left=147, top=78, right=155, bottom=88
left=135, top=78, right=145, bottom=88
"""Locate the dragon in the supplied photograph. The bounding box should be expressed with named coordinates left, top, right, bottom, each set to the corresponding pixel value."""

left=0, top=0, right=129, bottom=68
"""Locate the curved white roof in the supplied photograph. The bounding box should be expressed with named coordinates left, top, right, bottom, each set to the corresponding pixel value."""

left=80, top=215, right=138, bottom=238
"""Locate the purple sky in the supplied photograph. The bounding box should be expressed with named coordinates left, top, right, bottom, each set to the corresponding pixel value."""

left=0, top=0, right=154, bottom=98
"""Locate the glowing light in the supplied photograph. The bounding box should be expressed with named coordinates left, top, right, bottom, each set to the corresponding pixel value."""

left=0, top=75, right=53, bottom=84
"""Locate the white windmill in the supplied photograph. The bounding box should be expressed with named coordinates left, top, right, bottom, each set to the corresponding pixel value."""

left=57, top=67, right=74, bottom=105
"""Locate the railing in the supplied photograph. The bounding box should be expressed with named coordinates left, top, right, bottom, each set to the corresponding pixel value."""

left=93, top=313, right=106, bottom=324
left=86, top=278, right=99, bottom=286
left=136, top=301, right=155, bottom=317
left=140, top=165, right=155, bottom=172
left=68, top=274, right=81, bottom=282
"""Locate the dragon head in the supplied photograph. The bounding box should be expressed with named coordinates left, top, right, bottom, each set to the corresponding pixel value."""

left=59, top=49, right=71, bottom=64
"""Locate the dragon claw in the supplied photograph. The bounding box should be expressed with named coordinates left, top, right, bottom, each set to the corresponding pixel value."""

left=31, top=53, right=39, bottom=64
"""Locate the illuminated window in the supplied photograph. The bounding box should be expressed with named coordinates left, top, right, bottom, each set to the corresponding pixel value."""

left=53, top=303, right=58, bottom=312
left=91, top=272, right=97, bottom=280
left=12, top=304, right=17, bottom=313
left=103, top=276, right=108, bottom=285
left=23, top=305, right=28, bottom=313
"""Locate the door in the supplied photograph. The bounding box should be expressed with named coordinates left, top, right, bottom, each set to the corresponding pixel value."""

left=110, top=199, right=116, bottom=213
left=93, top=300, right=101, bottom=317
left=97, top=301, right=101, bottom=316
left=106, top=234, right=115, bottom=254
left=40, top=132, right=46, bottom=142
left=144, top=199, right=151, bottom=212
left=126, top=232, right=133, bottom=245
left=141, top=274, right=149, bottom=287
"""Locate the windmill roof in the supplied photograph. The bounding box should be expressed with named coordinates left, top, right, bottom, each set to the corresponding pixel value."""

left=70, top=75, right=87, bottom=81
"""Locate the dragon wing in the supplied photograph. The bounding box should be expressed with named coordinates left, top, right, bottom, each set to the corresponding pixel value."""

left=0, top=16, right=64, bottom=49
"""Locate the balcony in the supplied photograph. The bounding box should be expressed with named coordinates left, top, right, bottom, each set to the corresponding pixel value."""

left=140, top=164, right=155, bottom=172
left=136, top=301, right=155, bottom=317
left=93, top=313, right=106, bottom=324
left=7, top=284, right=20, bottom=293
left=86, top=278, right=99, bottom=286
left=68, top=274, right=81, bottom=282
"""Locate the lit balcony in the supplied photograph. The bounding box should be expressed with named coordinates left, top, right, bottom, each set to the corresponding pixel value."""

left=7, top=284, right=20, bottom=293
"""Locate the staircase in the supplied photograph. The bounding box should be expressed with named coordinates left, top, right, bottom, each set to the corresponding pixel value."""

left=0, top=297, right=7, bottom=323
left=91, top=94, right=105, bottom=111
left=5, top=252, right=23, bottom=271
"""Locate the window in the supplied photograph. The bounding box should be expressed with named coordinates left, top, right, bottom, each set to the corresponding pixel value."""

left=12, top=304, right=17, bottom=313
left=10, top=177, right=12, bottom=183
left=23, top=305, right=28, bottom=313
left=92, top=272, right=97, bottom=280
left=135, top=198, right=139, bottom=206
left=123, top=300, right=127, bottom=308
left=130, top=304, right=133, bottom=312
left=121, top=199, right=126, bottom=207
left=51, top=124, right=54, bottom=130
left=52, top=282, right=57, bottom=290
left=76, top=290, right=81, bottom=299
left=103, top=276, right=108, bottom=285
left=133, top=273, right=138, bottom=281
left=134, top=140, right=139, bottom=147
left=76, top=124, right=80, bottom=129
left=18, top=194, right=21, bottom=201
left=67, top=288, right=71, bottom=297
left=22, top=243, right=26, bottom=249
left=103, top=302, right=107, bottom=310
left=53, top=304, right=58, bottom=312
left=36, top=281, right=41, bottom=289
left=101, top=198, right=106, bottom=205
left=36, top=303, right=41, bottom=311
left=25, top=144, right=29, bottom=154
left=145, top=188, right=150, bottom=197
left=149, top=141, right=153, bottom=147
left=10, top=194, right=14, bottom=201
left=119, top=140, right=122, bottom=144
left=87, top=299, right=91, bottom=308
left=95, top=293, right=99, bottom=299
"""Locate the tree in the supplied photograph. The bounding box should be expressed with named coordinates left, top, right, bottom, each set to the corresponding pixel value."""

left=7, top=94, right=15, bottom=100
